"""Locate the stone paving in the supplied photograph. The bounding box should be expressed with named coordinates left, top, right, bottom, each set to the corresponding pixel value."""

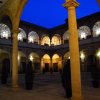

left=0, top=72, right=100, bottom=100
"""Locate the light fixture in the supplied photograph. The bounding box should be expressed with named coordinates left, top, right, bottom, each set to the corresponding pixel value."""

left=29, top=56, right=33, bottom=61
left=80, top=52, right=85, bottom=62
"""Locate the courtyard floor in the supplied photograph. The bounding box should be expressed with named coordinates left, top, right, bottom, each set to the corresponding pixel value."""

left=0, top=72, right=100, bottom=100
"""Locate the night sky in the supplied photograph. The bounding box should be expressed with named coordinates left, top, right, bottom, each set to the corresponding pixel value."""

left=21, top=0, right=100, bottom=29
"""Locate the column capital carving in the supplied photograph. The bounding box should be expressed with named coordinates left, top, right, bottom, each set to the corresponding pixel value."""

left=63, top=0, right=79, bottom=8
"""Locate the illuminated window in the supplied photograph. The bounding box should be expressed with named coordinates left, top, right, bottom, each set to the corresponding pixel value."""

left=28, top=31, right=39, bottom=44
left=93, top=21, right=100, bottom=37
left=0, top=23, right=11, bottom=39
left=51, top=35, right=61, bottom=46
left=41, top=35, right=50, bottom=46
left=18, top=28, right=26, bottom=41
left=78, top=26, right=91, bottom=40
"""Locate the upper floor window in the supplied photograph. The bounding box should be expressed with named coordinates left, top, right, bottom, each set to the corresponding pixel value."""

left=28, top=31, right=39, bottom=44
left=51, top=34, right=61, bottom=46
left=93, top=21, right=100, bottom=37
left=41, top=35, right=50, bottom=46
left=78, top=26, right=91, bottom=40
left=0, top=23, right=11, bottom=39
left=18, top=28, right=26, bottom=41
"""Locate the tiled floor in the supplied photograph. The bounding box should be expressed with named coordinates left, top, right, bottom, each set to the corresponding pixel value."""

left=0, top=72, right=100, bottom=100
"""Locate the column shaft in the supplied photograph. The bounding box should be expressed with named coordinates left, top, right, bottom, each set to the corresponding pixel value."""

left=12, top=30, right=18, bottom=88
left=68, top=6, right=82, bottom=100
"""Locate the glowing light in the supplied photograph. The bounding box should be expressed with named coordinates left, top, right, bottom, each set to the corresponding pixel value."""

left=30, top=56, right=33, bottom=61
left=80, top=52, right=85, bottom=62
left=97, top=51, right=100, bottom=58
left=96, top=28, right=100, bottom=36
left=0, top=24, right=11, bottom=39
left=68, top=56, right=70, bottom=59
left=18, top=55, right=20, bottom=61
left=80, top=32, right=86, bottom=39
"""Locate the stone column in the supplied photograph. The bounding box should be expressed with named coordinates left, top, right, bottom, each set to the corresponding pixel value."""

left=64, top=0, right=82, bottom=100
left=12, top=29, right=19, bottom=88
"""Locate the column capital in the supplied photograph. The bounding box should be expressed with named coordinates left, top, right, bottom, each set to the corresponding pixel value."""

left=63, top=0, right=79, bottom=8
left=97, top=0, right=100, bottom=6
left=12, top=29, right=19, bottom=34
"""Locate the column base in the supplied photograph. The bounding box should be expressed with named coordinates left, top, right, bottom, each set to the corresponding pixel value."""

left=12, top=84, right=19, bottom=91
left=72, top=95, right=83, bottom=100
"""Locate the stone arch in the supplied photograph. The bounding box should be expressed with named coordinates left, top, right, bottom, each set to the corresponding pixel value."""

left=93, top=21, right=100, bottom=37
left=78, top=26, right=91, bottom=40
left=0, top=23, right=11, bottom=39
left=28, top=52, right=40, bottom=72
left=28, top=31, right=39, bottom=44
left=41, top=54, right=51, bottom=72
left=63, top=30, right=69, bottom=44
left=80, top=50, right=87, bottom=72
left=63, top=52, right=70, bottom=62
left=52, top=54, right=62, bottom=71
left=18, top=28, right=26, bottom=41
left=18, top=51, right=26, bottom=73
left=51, top=34, right=61, bottom=46
left=41, top=35, right=50, bottom=46
left=0, top=49, right=10, bottom=73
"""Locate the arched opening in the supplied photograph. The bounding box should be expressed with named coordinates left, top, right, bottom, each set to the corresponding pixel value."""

left=0, top=23, right=11, bottom=39
left=52, top=54, right=62, bottom=72
left=93, top=21, right=100, bottom=37
left=78, top=26, right=91, bottom=40
left=0, top=49, right=10, bottom=74
left=63, top=30, right=69, bottom=44
left=28, top=52, right=40, bottom=72
left=80, top=50, right=87, bottom=72
left=18, top=28, right=26, bottom=42
left=96, top=48, right=100, bottom=70
left=28, top=31, right=39, bottom=44
left=51, top=35, right=61, bottom=46
left=0, top=16, right=12, bottom=39
left=41, top=54, right=50, bottom=72
left=18, top=51, right=26, bottom=73
left=41, top=35, right=50, bottom=46
left=63, top=52, right=70, bottom=64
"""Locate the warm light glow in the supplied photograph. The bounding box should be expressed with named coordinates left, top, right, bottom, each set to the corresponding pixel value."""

left=18, top=55, right=20, bottom=61
left=30, top=55, right=33, bottom=61
left=80, top=32, right=86, bottom=39
left=41, top=36, right=50, bottom=46
left=96, top=28, right=100, bottom=36
left=28, top=31, right=39, bottom=43
left=96, top=50, right=100, bottom=58
left=80, top=52, right=85, bottom=62
left=51, top=36, right=61, bottom=46
left=52, top=54, right=59, bottom=59
left=0, top=23, right=11, bottom=39
left=68, top=56, right=70, bottom=59
left=43, top=54, right=50, bottom=59
left=18, top=28, right=26, bottom=41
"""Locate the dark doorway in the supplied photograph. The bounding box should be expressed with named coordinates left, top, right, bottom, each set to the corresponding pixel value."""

left=34, top=62, right=40, bottom=72
left=21, top=62, right=26, bottom=73
left=45, top=63, right=49, bottom=72
left=53, top=63, right=58, bottom=72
